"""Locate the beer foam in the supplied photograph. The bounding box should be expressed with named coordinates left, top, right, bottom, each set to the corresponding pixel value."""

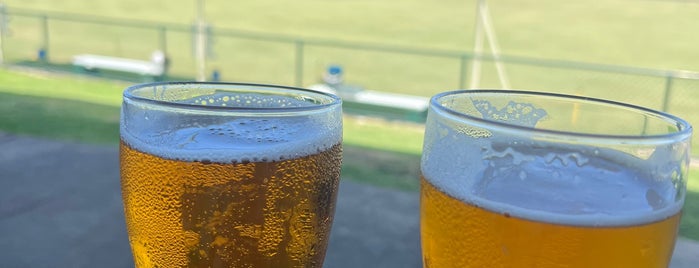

left=121, top=92, right=342, bottom=163
left=422, top=137, right=685, bottom=227
left=122, top=117, right=341, bottom=163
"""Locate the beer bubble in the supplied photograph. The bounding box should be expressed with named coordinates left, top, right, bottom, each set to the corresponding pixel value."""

left=544, top=153, right=567, bottom=166
left=472, top=99, right=547, bottom=127
left=569, top=153, right=589, bottom=167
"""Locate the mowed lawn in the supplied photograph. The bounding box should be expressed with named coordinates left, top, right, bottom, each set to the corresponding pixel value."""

left=4, top=0, right=697, bottom=70
left=2, top=0, right=698, bottom=92
left=3, top=0, right=699, bottom=150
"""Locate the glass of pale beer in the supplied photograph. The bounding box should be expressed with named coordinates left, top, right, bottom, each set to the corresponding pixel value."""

left=420, top=90, right=692, bottom=268
left=119, top=82, right=343, bottom=267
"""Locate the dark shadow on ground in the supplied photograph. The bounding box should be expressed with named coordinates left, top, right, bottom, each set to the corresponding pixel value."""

left=0, top=91, right=121, bottom=143
left=342, top=145, right=420, bottom=191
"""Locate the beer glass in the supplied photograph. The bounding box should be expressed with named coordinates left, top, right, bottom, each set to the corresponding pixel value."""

left=420, top=90, right=692, bottom=268
left=120, top=82, right=343, bottom=267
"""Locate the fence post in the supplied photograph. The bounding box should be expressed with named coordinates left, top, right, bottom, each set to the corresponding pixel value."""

left=459, top=55, right=469, bottom=89
left=158, top=25, right=167, bottom=54
left=0, top=4, right=5, bottom=64
left=661, top=75, right=674, bottom=112
left=40, top=15, right=49, bottom=62
left=295, top=40, right=304, bottom=87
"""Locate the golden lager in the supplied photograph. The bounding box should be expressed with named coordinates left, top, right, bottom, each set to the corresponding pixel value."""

left=121, top=140, right=341, bottom=267
left=420, top=90, right=691, bottom=268
left=420, top=144, right=684, bottom=268
left=120, top=82, right=343, bottom=267
left=420, top=175, right=681, bottom=268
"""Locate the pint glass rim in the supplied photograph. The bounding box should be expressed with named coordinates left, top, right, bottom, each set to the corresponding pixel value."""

left=430, top=89, right=692, bottom=142
left=123, top=81, right=342, bottom=114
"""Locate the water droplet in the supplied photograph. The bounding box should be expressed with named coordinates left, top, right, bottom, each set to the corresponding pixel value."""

left=570, top=153, right=589, bottom=167
left=646, top=189, right=664, bottom=210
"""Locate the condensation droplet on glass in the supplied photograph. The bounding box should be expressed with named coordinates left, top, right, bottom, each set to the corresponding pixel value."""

left=519, top=171, right=527, bottom=180
left=544, top=153, right=557, bottom=164
left=645, top=189, right=664, bottom=210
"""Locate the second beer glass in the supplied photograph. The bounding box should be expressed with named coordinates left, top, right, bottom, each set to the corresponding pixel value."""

left=420, top=90, right=691, bottom=268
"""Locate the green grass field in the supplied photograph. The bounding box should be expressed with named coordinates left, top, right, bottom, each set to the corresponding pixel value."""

left=5, top=0, right=698, bottom=70
left=4, top=0, right=699, bottom=149
left=0, top=68, right=425, bottom=153
left=3, top=0, right=698, bottom=90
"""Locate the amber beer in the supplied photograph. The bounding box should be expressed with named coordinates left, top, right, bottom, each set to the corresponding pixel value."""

left=420, top=90, right=691, bottom=268
left=120, top=141, right=341, bottom=267
left=420, top=173, right=682, bottom=268
left=120, top=82, right=343, bottom=267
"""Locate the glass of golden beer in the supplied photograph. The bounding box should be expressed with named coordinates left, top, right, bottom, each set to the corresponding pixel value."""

left=120, top=82, right=343, bottom=267
left=420, top=90, right=692, bottom=268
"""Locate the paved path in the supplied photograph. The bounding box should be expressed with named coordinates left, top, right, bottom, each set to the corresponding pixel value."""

left=0, top=133, right=696, bottom=267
